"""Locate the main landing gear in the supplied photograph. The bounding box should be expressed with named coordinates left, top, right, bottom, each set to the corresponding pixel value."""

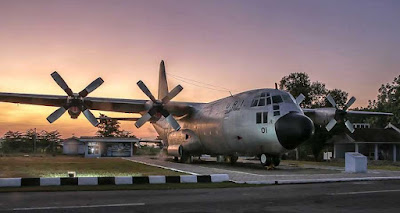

left=217, top=155, right=238, bottom=164
left=260, top=154, right=280, bottom=169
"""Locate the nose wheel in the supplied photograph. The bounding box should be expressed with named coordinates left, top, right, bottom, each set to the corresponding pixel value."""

left=260, top=154, right=280, bottom=169
left=179, top=153, right=193, bottom=163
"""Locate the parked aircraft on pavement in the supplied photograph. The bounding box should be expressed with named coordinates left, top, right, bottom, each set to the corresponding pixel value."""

left=0, top=61, right=392, bottom=167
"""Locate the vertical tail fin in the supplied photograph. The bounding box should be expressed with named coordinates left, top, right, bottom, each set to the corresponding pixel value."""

left=158, top=60, right=169, bottom=100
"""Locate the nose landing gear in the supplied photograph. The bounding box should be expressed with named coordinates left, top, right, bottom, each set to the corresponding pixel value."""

left=260, top=154, right=280, bottom=169
left=180, top=153, right=193, bottom=163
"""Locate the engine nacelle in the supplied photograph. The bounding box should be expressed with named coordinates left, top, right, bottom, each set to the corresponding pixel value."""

left=306, top=108, right=336, bottom=126
left=167, top=145, right=182, bottom=157
left=68, top=106, right=81, bottom=119
left=167, top=129, right=202, bottom=155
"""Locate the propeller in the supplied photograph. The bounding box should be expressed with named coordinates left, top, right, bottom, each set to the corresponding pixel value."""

left=135, top=80, right=183, bottom=131
left=47, top=71, right=104, bottom=126
left=325, top=94, right=356, bottom=133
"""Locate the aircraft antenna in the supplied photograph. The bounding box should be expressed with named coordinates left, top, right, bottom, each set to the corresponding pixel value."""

left=167, top=72, right=238, bottom=93
left=229, top=91, right=233, bottom=97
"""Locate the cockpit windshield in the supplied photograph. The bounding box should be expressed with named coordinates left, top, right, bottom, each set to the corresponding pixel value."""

left=251, top=92, right=270, bottom=107
left=251, top=92, right=294, bottom=108
left=281, top=94, right=294, bottom=103
left=272, top=95, right=283, bottom=104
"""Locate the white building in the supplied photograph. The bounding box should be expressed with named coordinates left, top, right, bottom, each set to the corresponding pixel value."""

left=63, top=137, right=139, bottom=157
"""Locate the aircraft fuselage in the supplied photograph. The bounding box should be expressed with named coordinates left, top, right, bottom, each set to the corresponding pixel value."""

left=152, top=88, right=314, bottom=158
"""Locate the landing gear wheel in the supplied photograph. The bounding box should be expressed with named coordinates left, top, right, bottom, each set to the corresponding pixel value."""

left=230, top=156, right=239, bottom=164
left=216, top=155, right=225, bottom=163
left=272, top=157, right=280, bottom=167
left=180, top=154, right=193, bottom=164
left=260, top=154, right=272, bottom=167
left=173, top=156, right=179, bottom=162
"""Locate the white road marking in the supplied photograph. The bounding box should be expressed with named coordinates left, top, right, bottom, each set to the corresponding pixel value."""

left=13, top=203, right=145, bottom=211
left=195, top=165, right=267, bottom=177
left=330, top=189, right=400, bottom=196
left=123, top=158, right=199, bottom=175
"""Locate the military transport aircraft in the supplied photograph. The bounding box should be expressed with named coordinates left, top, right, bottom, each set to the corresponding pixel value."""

left=0, top=61, right=393, bottom=167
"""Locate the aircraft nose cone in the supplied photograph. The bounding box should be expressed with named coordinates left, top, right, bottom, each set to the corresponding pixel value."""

left=275, top=112, right=314, bottom=150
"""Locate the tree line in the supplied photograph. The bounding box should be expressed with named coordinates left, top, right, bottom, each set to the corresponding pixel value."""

left=0, top=113, right=136, bottom=153
left=1, top=129, right=61, bottom=153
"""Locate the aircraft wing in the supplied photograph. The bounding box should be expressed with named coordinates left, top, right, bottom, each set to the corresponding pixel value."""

left=0, top=92, right=67, bottom=107
left=302, top=108, right=393, bottom=117
left=84, top=97, right=147, bottom=113
left=0, top=92, right=198, bottom=116
left=346, top=110, right=393, bottom=116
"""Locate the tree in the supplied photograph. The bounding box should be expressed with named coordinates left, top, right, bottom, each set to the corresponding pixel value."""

left=96, top=114, right=136, bottom=138
left=96, top=114, right=121, bottom=137
left=326, top=89, right=348, bottom=108
left=2, top=131, right=23, bottom=152
left=310, top=81, right=328, bottom=108
left=118, top=130, right=136, bottom=138
left=279, top=73, right=312, bottom=107
left=365, top=75, right=400, bottom=126
left=279, top=73, right=349, bottom=110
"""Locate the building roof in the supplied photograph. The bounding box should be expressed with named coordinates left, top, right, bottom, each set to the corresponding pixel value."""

left=349, top=128, right=400, bottom=143
left=63, top=136, right=162, bottom=144
left=65, top=136, right=139, bottom=143
left=329, top=128, right=400, bottom=144
left=386, top=123, right=400, bottom=134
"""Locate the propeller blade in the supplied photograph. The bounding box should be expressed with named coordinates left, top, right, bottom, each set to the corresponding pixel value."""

left=345, top=120, right=355, bottom=133
left=295, top=93, right=305, bottom=105
left=326, top=94, right=337, bottom=108
left=325, top=119, right=337, bottom=132
left=165, top=114, right=181, bottom=131
left=162, top=85, right=183, bottom=104
left=47, top=107, right=67, bottom=123
left=51, top=71, right=73, bottom=96
left=135, top=113, right=152, bottom=128
left=82, top=109, right=100, bottom=127
left=137, top=80, right=157, bottom=102
left=344, top=96, right=356, bottom=111
left=79, top=77, right=104, bottom=97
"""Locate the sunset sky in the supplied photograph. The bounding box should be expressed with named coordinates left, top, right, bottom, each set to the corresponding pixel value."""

left=0, top=0, right=399, bottom=139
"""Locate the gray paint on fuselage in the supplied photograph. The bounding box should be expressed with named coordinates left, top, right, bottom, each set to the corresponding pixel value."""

left=152, top=88, right=303, bottom=157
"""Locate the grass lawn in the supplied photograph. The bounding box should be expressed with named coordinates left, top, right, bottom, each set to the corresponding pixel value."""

left=0, top=155, right=184, bottom=178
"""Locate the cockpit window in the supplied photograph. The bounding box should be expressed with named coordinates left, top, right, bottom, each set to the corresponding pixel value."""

left=251, top=99, right=258, bottom=107
left=266, top=97, right=271, bottom=105
left=272, top=95, right=283, bottom=103
left=251, top=92, right=273, bottom=108
left=258, top=98, right=265, bottom=106
left=282, top=94, right=293, bottom=103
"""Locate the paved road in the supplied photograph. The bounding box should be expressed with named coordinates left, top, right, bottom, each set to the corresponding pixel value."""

left=125, top=156, right=400, bottom=182
left=1, top=180, right=400, bottom=212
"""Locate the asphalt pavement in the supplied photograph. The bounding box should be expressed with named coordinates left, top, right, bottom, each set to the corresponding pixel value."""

left=125, top=156, right=400, bottom=183
left=1, top=180, right=400, bottom=212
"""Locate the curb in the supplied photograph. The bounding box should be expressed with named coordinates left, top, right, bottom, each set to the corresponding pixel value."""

left=0, top=174, right=229, bottom=188
left=237, top=176, right=400, bottom=185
